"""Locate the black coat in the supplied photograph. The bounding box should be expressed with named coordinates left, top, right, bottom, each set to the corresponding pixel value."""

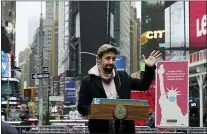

left=78, top=65, right=156, bottom=133
left=1, top=121, right=20, bottom=134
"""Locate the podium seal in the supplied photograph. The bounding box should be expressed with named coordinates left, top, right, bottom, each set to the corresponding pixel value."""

left=114, top=105, right=127, bottom=120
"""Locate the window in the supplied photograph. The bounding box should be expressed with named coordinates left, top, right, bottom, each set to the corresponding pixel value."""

left=1, top=82, right=12, bottom=95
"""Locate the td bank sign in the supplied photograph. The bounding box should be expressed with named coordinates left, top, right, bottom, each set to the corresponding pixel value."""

left=146, top=30, right=165, bottom=39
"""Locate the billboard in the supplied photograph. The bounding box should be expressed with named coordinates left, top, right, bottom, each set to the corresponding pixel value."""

left=165, top=2, right=190, bottom=60
left=65, top=78, right=76, bottom=104
left=115, top=55, right=126, bottom=71
left=1, top=51, right=11, bottom=78
left=80, top=2, right=108, bottom=77
left=141, top=2, right=165, bottom=69
left=155, top=61, right=189, bottom=127
left=189, top=1, right=207, bottom=53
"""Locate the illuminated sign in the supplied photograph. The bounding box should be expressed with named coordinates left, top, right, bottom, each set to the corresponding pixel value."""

left=146, top=30, right=165, bottom=39
left=196, top=14, right=206, bottom=37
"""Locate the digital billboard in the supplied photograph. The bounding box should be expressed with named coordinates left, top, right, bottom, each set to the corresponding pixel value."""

left=115, top=55, right=126, bottom=71
left=141, top=1, right=165, bottom=76
left=165, top=2, right=190, bottom=60
left=189, top=1, right=207, bottom=53
left=1, top=51, right=11, bottom=78
left=65, top=78, right=76, bottom=104
left=80, top=2, right=108, bottom=78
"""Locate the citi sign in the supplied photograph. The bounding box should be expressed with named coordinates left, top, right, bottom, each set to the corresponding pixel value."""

left=196, top=14, right=206, bottom=37
left=146, top=30, right=165, bottom=39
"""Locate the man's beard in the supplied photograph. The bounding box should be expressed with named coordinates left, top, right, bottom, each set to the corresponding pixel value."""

left=103, top=65, right=114, bottom=74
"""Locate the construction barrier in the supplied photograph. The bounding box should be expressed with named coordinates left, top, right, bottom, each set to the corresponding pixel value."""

left=12, top=125, right=69, bottom=134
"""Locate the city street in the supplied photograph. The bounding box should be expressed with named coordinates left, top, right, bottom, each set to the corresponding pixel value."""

left=1, top=1, right=207, bottom=133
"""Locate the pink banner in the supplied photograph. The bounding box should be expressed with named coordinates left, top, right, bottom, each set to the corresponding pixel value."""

left=155, top=61, right=189, bottom=127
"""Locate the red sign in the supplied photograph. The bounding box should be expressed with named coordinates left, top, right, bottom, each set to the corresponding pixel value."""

left=131, top=81, right=155, bottom=126
left=155, top=61, right=189, bottom=127
left=189, top=2, right=207, bottom=53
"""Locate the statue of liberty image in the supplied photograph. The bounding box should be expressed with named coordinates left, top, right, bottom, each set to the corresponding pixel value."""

left=158, top=64, right=187, bottom=126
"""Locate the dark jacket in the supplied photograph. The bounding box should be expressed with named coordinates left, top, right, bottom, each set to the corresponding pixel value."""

left=78, top=65, right=155, bottom=133
left=1, top=121, right=19, bottom=134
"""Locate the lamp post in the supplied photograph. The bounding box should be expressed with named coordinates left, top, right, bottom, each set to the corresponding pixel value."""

left=79, top=51, right=98, bottom=63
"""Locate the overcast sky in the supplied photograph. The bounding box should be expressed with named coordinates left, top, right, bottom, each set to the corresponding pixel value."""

left=15, top=2, right=141, bottom=61
left=15, top=2, right=46, bottom=56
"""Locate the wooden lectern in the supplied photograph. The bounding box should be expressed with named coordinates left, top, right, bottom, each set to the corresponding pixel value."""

left=89, top=99, right=150, bottom=120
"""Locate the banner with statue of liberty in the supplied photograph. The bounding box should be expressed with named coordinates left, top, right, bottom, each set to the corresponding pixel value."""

left=155, top=61, right=189, bottom=127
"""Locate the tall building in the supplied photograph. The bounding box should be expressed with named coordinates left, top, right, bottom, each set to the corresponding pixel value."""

left=58, top=1, right=70, bottom=75
left=18, top=48, right=31, bottom=97
left=40, top=1, right=59, bottom=110
left=49, top=3, right=59, bottom=78
left=48, top=2, right=59, bottom=96
left=55, top=1, right=70, bottom=98
left=119, top=2, right=131, bottom=74
left=1, top=1, right=16, bottom=54
left=1, top=1, right=19, bottom=98
left=130, top=4, right=138, bottom=74
left=28, top=16, right=39, bottom=45
left=43, top=1, right=58, bottom=67
left=29, top=27, right=42, bottom=87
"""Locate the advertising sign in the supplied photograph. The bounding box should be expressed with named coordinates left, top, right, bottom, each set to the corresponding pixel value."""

left=59, top=73, right=65, bottom=96
left=115, top=55, right=126, bottom=71
left=1, top=51, right=11, bottom=78
left=155, top=61, right=189, bottom=127
left=189, top=1, right=207, bottom=53
left=141, top=2, right=165, bottom=60
left=165, top=2, right=189, bottom=61
left=65, top=78, right=76, bottom=104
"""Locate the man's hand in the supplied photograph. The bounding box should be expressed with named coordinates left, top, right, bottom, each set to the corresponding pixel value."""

left=142, top=50, right=162, bottom=67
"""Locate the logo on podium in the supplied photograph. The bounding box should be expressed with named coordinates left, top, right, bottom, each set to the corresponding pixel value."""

left=114, top=105, right=127, bottom=120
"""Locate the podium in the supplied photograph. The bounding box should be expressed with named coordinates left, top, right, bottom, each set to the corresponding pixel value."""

left=89, top=98, right=150, bottom=120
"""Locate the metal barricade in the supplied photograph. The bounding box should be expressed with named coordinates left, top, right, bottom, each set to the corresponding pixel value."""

left=164, top=127, right=207, bottom=134
left=70, top=126, right=89, bottom=134
left=12, top=125, right=69, bottom=134
left=135, top=126, right=158, bottom=133
left=11, top=125, right=207, bottom=134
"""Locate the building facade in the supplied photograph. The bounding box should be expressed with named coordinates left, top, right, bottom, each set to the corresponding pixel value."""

left=119, top=2, right=131, bottom=74
left=130, top=5, right=138, bottom=74
left=1, top=1, right=19, bottom=97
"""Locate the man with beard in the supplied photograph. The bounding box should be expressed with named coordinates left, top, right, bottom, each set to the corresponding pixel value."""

left=78, top=44, right=161, bottom=133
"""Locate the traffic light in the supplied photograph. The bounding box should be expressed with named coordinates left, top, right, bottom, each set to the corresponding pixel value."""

left=32, top=89, right=38, bottom=97
left=24, top=89, right=32, bottom=99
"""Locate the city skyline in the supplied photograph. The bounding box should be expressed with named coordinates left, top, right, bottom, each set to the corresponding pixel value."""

left=15, top=1, right=141, bottom=65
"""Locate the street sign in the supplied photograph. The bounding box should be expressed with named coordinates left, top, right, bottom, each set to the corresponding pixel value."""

left=32, top=73, right=50, bottom=79
left=43, top=67, right=48, bottom=73
left=49, top=96, right=64, bottom=102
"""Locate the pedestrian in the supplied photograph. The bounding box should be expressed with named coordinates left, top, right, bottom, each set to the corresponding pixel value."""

left=77, top=44, right=161, bottom=133
left=1, top=121, right=20, bottom=134
left=146, top=112, right=155, bottom=128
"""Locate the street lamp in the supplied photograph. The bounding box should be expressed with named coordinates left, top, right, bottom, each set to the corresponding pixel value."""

left=79, top=52, right=97, bottom=57
left=79, top=52, right=97, bottom=62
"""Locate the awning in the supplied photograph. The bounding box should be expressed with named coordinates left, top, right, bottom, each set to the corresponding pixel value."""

left=1, top=77, right=19, bottom=82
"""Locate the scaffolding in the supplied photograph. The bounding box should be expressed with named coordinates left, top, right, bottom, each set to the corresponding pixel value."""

left=189, top=49, right=206, bottom=127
